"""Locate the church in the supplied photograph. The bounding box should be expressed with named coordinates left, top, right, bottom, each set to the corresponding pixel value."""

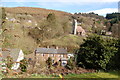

left=72, top=19, right=86, bottom=36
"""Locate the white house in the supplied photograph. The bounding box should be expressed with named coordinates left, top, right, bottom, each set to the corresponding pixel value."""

left=1, top=49, right=24, bottom=70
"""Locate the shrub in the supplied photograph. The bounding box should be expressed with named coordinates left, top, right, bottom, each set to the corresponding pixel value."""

left=20, top=58, right=28, bottom=72
left=46, top=57, right=52, bottom=69
left=66, top=57, right=76, bottom=70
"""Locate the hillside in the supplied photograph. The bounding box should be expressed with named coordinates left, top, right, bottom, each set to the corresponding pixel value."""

left=1, top=7, right=74, bottom=54
left=0, top=7, right=110, bottom=54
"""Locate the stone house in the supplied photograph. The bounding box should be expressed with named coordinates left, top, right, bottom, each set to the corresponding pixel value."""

left=33, top=47, right=74, bottom=66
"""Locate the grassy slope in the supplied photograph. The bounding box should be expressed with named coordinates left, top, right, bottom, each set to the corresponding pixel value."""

left=40, top=34, right=84, bottom=52
left=2, top=7, right=73, bottom=54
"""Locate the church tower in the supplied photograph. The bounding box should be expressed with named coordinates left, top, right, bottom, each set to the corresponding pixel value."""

left=73, top=19, right=77, bottom=35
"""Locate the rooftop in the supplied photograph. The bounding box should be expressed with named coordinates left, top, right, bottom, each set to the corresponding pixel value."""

left=36, top=48, right=68, bottom=54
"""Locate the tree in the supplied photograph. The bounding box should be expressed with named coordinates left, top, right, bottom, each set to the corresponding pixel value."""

left=77, top=35, right=118, bottom=70
left=47, top=13, right=56, bottom=23
left=46, top=13, right=61, bottom=38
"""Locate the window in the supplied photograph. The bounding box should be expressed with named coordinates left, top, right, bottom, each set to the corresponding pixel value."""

left=48, top=54, right=50, bottom=57
left=41, top=54, right=44, bottom=56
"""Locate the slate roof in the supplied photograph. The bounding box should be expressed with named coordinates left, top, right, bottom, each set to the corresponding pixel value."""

left=10, top=49, right=21, bottom=61
left=1, top=49, right=21, bottom=61
left=36, top=48, right=68, bottom=54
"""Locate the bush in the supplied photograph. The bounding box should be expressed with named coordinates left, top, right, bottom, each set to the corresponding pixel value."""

left=66, top=57, right=76, bottom=70
left=77, top=35, right=118, bottom=70
left=46, top=57, right=52, bottom=69
left=20, top=58, right=28, bottom=72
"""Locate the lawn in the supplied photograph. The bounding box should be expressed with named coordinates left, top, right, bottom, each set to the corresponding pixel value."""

left=64, top=71, right=120, bottom=78
left=1, top=71, right=120, bottom=80
left=30, top=71, right=120, bottom=78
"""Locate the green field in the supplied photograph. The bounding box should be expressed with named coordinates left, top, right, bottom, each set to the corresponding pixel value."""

left=64, top=72, right=120, bottom=78
left=30, top=71, right=120, bottom=78
left=1, top=71, right=120, bottom=80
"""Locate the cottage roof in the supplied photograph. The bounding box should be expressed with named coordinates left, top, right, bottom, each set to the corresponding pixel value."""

left=1, top=51, right=10, bottom=59
left=10, top=49, right=21, bottom=61
left=36, top=48, right=68, bottom=54
left=1, top=49, right=21, bottom=61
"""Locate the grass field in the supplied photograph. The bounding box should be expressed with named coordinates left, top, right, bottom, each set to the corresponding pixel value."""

left=1, top=71, right=120, bottom=80
left=30, top=71, right=120, bottom=78
left=64, top=72, right=120, bottom=78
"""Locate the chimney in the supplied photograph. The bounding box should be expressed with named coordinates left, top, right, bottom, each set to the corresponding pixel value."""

left=65, top=47, right=67, bottom=50
left=55, top=46, right=59, bottom=49
left=47, top=46, right=50, bottom=48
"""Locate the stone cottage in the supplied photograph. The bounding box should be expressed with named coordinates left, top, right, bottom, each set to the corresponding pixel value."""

left=33, top=47, right=74, bottom=66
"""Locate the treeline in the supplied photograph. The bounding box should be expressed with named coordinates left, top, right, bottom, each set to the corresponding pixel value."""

left=76, top=35, right=120, bottom=70
left=106, top=13, right=120, bottom=20
left=74, top=12, right=104, bottom=20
